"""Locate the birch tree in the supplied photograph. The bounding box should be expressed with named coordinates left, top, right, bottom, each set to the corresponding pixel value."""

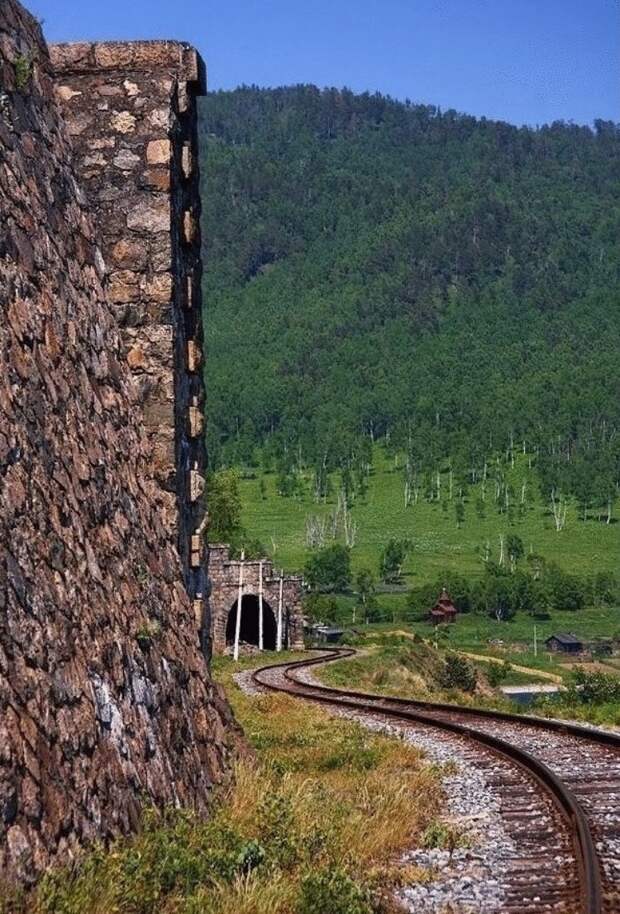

left=550, top=488, right=568, bottom=532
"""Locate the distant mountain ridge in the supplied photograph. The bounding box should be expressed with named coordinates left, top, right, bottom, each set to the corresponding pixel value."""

left=200, top=85, right=620, bottom=489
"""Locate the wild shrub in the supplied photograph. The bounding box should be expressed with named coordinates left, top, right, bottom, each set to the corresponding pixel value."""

left=437, top=653, right=477, bottom=692
left=258, top=792, right=300, bottom=870
left=421, top=821, right=469, bottom=856
left=535, top=669, right=620, bottom=726
left=35, top=809, right=253, bottom=914
left=567, top=670, right=620, bottom=705
left=14, top=54, right=32, bottom=90
left=296, top=866, right=373, bottom=914
left=317, top=731, right=380, bottom=772
left=487, top=661, right=511, bottom=688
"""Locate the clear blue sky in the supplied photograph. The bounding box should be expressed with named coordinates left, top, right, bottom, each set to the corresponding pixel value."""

left=30, top=0, right=619, bottom=126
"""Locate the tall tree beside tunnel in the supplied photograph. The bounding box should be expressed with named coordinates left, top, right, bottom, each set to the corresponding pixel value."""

left=305, top=544, right=352, bottom=593
left=206, top=469, right=243, bottom=545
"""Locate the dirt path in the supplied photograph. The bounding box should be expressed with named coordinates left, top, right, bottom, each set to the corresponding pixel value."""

left=457, top=650, right=563, bottom=683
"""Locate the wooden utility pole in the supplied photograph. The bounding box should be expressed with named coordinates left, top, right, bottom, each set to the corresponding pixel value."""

left=276, top=572, right=284, bottom=652
left=233, top=551, right=245, bottom=662
left=258, top=560, right=264, bottom=652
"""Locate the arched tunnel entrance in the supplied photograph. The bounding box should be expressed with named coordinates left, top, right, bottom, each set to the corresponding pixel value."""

left=226, top=594, right=277, bottom=650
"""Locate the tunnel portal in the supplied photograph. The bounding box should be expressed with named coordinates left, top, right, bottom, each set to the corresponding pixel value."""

left=225, top=594, right=277, bottom=650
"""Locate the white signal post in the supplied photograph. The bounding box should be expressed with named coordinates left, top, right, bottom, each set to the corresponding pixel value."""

left=276, top=572, right=284, bottom=652
left=258, top=560, right=264, bottom=652
left=233, top=551, right=245, bottom=662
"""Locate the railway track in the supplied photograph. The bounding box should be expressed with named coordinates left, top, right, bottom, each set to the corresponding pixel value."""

left=252, top=648, right=620, bottom=914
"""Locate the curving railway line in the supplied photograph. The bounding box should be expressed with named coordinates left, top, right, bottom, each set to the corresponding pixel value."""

left=252, top=648, right=620, bottom=914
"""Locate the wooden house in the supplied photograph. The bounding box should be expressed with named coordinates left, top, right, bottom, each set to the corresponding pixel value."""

left=544, top=633, right=583, bottom=654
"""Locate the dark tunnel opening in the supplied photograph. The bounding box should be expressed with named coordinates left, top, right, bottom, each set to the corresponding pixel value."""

left=226, top=594, right=277, bottom=650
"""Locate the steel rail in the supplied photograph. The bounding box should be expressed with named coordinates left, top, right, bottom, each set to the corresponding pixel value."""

left=282, top=647, right=620, bottom=749
left=252, top=648, right=606, bottom=914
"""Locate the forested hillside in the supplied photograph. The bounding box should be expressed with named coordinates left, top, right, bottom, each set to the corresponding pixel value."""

left=199, top=86, right=620, bottom=506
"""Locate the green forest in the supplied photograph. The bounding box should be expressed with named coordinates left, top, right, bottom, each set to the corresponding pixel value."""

left=199, top=86, right=619, bottom=577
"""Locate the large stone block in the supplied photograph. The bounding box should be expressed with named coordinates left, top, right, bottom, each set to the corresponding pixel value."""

left=126, top=198, right=170, bottom=233
left=146, top=138, right=171, bottom=164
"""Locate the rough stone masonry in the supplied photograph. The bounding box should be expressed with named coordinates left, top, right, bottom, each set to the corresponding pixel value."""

left=0, top=0, right=237, bottom=884
left=50, top=35, right=210, bottom=645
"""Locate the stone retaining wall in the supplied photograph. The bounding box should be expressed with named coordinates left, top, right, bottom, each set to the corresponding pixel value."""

left=0, top=1, right=235, bottom=883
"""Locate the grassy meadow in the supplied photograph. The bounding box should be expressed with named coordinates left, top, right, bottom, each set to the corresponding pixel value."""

left=238, top=445, right=619, bottom=675
left=239, top=447, right=619, bottom=582
left=352, top=606, right=620, bottom=678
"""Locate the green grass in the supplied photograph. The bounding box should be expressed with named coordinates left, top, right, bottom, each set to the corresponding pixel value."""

left=238, top=444, right=619, bottom=702
left=314, top=633, right=520, bottom=713
left=411, top=606, right=620, bottom=680
left=330, top=605, right=620, bottom=680
left=239, top=446, right=619, bottom=667
left=239, top=447, right=619, bottom=583
left=211, top=650, right=305, bottom=680
left=314, top=633, right=620, bottom=725
left=497, top=668, right=552, bottom=686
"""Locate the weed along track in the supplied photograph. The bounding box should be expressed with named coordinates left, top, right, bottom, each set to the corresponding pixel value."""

left=252, top=649, right=620, bottom=914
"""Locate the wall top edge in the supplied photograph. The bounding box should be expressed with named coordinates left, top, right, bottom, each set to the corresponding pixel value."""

left=50, top=40, right=206, bottom=94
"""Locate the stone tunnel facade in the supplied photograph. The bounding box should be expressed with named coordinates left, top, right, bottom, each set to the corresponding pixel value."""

left=208, top=546, right=305, bottom=653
